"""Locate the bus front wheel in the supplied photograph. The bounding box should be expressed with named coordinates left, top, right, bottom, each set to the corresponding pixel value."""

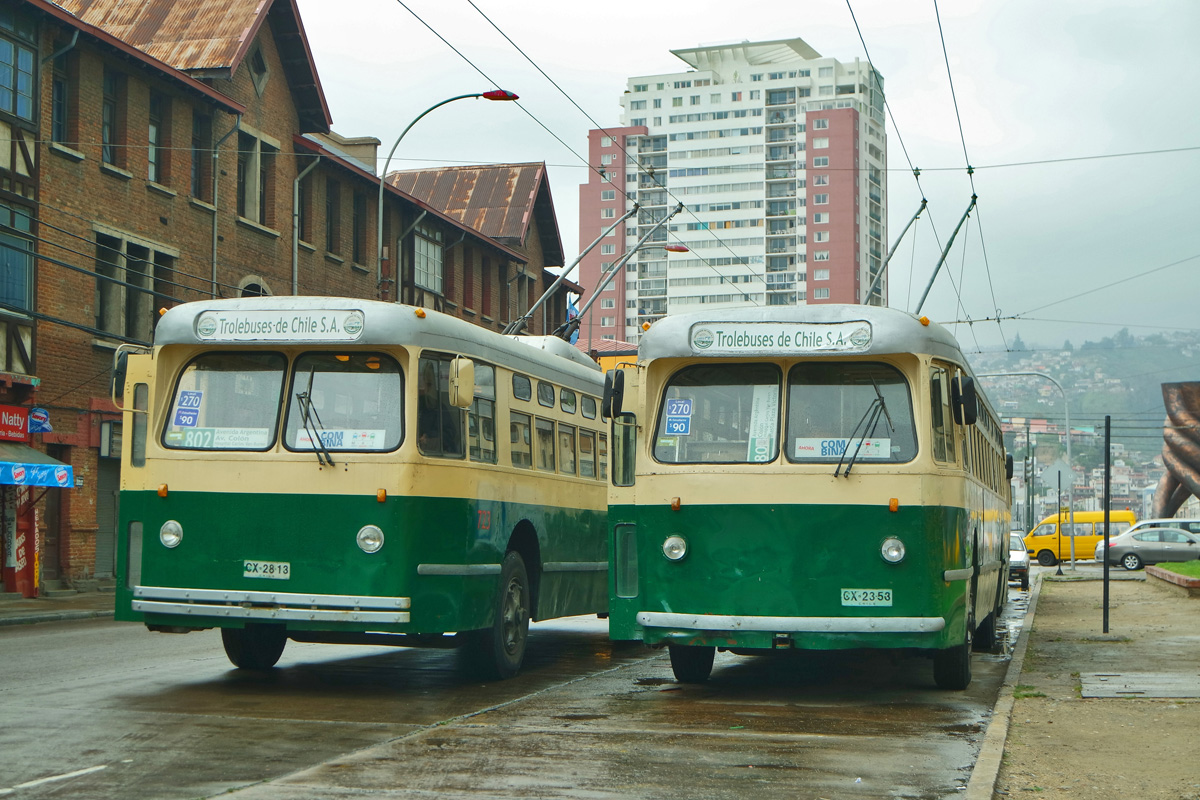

left=668, top=644, right=715, bottom=683
left=934, top=624, right=972, bottom=690
left=221, top=624, right=287, bottom=670
left=1036, top=550, right=1058, bottom=567
left=465, top=551, right=530, bottom=680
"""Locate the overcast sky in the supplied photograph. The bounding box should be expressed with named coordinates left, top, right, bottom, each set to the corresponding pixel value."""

left=294, top=0, right=1200, bottom=352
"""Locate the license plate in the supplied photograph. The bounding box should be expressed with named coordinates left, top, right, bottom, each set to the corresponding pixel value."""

left=243, top=560, right=290, bottom=580
left=841, top=588, right=892, bottom=606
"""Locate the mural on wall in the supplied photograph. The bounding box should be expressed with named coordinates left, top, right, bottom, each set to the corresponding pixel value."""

left=1152, top=382, right=1200, bottom=518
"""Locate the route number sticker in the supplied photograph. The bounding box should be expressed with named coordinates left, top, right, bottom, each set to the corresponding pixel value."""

left=841, top=588, right=892, bottom=606
left=244, top=560, right=290, bottom=580
left=664, top=398, right=692, bottom=436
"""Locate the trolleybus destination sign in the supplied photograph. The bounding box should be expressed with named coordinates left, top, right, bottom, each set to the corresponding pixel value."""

left=689, top=321, right=872, bottom=355
left=194, top=309, right=365, bottom=342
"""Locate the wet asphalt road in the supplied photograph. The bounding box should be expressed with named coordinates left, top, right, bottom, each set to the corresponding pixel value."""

left=0, top=589, right=1028, bottom=799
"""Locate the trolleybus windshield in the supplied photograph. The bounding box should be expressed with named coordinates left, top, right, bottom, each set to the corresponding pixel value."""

left=163, top=352, right=286, bottom=450
left=283, top=352, right=403, bottom=452
left=785, top=362, right=916, bottom=463
left=653, top=363, right=781, bottom=464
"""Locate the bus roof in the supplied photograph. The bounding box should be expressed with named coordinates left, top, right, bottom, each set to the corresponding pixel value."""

left=154, top=297, right=602, bottom=390
left=638, top=304, right=970, bottom=368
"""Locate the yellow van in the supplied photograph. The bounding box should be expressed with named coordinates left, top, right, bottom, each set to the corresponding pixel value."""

left=1024, top=510, right=1137, bottom=566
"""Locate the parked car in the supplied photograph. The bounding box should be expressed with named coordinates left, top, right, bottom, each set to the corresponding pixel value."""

left=1024, top=510, right=1137, bottom=566
left=1009, top=532, right=1030, bottom=590
left=1123, top=518, right=1200, bottom=537
left=1094, top=527, right=1200, bottom=571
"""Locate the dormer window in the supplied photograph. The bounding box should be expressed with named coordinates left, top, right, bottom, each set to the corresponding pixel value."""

left=248, top=46, right=269, bottom=96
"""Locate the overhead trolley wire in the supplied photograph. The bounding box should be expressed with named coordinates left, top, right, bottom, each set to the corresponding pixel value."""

left=460, top=0, right=764, bottom=306
left=931, top=0, right=1007, bottom=349
left=844, top=0, right=955, bottom=314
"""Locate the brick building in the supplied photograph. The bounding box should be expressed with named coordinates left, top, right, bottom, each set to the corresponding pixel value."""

left=0, top=0, right=575, bottom=595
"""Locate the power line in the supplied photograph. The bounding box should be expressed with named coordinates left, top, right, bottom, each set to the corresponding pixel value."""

left=404, top=0, right=762, bottom=308
left=843, top=0, right=949, bottom=310
left=1016, top=252, right=1200, bottom=316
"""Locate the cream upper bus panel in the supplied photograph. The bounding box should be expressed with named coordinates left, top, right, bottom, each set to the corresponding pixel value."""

left=154, top=298, right=602, bottom=395
left=638, top=304, right=968, bottom=370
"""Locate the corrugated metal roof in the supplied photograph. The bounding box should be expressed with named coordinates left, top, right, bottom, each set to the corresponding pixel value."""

left=51, top=0, right=331, bottom=130
left=293, top=135, right=527, bottom=265
left=29, top=0, right=245, bottom=113
left=55, top=0, right=270, bottom=70
left=388, top=163, right=564, bottom=266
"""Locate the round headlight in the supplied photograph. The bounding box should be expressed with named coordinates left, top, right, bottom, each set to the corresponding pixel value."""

left=881, top=537, right=905, bottom=563
left=160, top=520, right=183, bottom=549
left=356, top=525, right=385, bottom=554
left=662, top=535, right=688, bottom=561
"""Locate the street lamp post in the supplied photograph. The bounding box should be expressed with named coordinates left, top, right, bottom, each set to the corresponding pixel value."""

left=977, top=370, right=1074, bottom=567
left=375, top=90, right=518, bottom=298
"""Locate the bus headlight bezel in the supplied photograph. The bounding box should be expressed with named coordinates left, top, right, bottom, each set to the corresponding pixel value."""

left=880, top=537, right=906, bottom=563
left=356, top=525, right=385, bottom=554
left=662, top=535, right=688, bottom=562
left=159, top=520, right=183, bottom=549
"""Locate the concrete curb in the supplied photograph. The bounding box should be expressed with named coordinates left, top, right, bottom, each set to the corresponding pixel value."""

left=0, top=609, right=115, bottom=628
left=964, top=575, right=1044, bottom=800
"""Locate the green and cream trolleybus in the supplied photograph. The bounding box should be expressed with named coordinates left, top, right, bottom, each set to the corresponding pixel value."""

left=605, top=305, right=1011, bottom=688
left=114, top=297, right=608, bottom=678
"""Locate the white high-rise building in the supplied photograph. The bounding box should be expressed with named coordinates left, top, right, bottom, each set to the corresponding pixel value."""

left=578, top=38, right=886, bottom=343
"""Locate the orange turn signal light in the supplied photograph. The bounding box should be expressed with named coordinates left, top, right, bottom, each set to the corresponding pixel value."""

left=158, top=484, right=169, bottom=497
left=415, top=308, right=427, bottom=318
left=889, top=497, right=899, bottom=512
left=670, top=497, right=681, bottom=511
left=377, top=489, right=387, bottom=503
left=918, top=316, right=930, bottom=327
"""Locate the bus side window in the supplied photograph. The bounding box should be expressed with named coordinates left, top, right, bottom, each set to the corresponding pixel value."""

left=510, top=412, right=532, bottom=468
left=579, top=430, right=597, bottom=478
left=930, top=365, right=955, bottom=463
left=598, top=433, right=608, bottom=480
left=469, top=364, right=496, bottom=464
left=417, top=356, right=464, bottom=458
left=535, top=418, right=556, bottom=471
left=559, top=424, right=577, bottom=475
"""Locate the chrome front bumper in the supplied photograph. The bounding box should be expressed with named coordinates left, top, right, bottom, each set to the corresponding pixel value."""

left=132, top=585, right=411, bottom=624
left=636, top=611, right=945, bottom=634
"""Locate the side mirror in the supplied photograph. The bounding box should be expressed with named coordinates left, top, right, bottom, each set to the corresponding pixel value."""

left=1005, top=453, right=1014, bottom=480
left=602, top=369, right=625, bottom=419
left=952, top=375, right=978, bottom=426
left=111, top=350, right=129, bottom=404
left=448, top=357, right=475, bottom=409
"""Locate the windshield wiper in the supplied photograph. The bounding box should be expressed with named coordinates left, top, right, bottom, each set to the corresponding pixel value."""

left=834, top=381, right=896, bottom=478
left=833, top=397, right=882, bottom=478
left=296, top=368, right=335, bottom=466
left=871, top=378, right=895, bottom=434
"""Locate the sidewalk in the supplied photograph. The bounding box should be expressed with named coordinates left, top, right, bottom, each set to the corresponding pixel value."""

left=990, top=566, right=1200, bottom=799
left=0, top=589, right=115, bottom=627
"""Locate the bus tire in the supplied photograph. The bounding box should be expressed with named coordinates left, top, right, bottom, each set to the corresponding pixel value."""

left=465, top=551, right=530, bottom=680
left=934, top=624, right=972, bottom=690
left=668, top=645, right=715, bottom=683
left=221, top=624, right=287, bottom=670
left=1036, top=550, right=1057, bottom=567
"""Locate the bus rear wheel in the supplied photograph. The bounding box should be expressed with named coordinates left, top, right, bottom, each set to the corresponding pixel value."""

left=668, top=645, right=715, bottom=683
left=221, top=624, right=287, bottom=670
left=934, top=624, right=972, bottom=690
left=464, top=551, right=530, bottom=680
left=1036, top=550, right=1058, bottom=567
